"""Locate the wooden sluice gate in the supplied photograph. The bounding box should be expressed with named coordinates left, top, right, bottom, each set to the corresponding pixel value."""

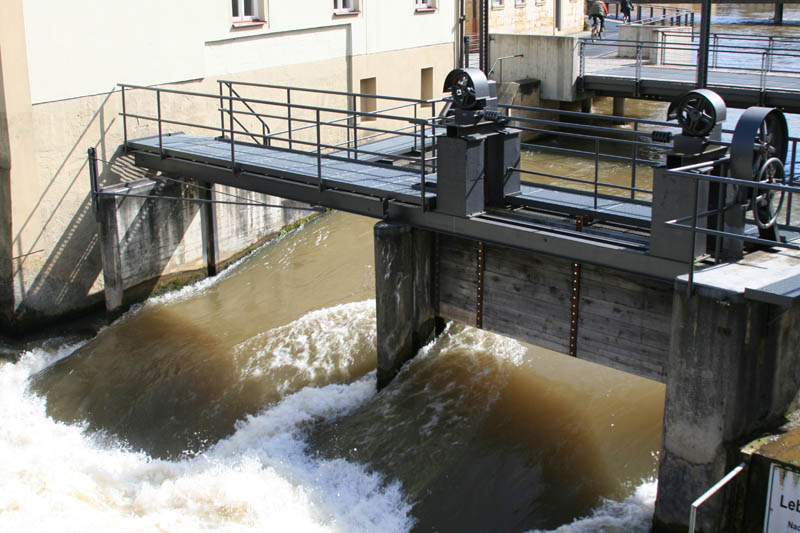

left=113, top=73, right=800, bottom=531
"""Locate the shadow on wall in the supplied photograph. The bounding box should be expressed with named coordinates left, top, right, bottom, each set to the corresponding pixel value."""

left=3, top=89, right=199, bottom=333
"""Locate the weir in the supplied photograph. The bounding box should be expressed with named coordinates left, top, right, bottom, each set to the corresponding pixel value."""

left=109, top=75, right=800, bottom=531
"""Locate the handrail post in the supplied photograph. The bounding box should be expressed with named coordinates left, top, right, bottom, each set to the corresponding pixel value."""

left=122, top=85, right=128, bottom=147
left=229, top=86, right=236, bottom=173
left=421, top=121, right=427, bottom=211
left=687, top=177, right=700, bottom=296
left=157, top=89, right=163, bottom=158
left=431, top=101, right=437, bottom=171
left=787, top=140, right=797, bottom=226
left=593, top=138, right=600, bottom=210
left=635, top=44, right=642, bottom=96
left=631, top=122, right=639, bottom=199
left=219, top=82, right=225, bottom=138
left=287, top=88, right=293, bottom=150
left=352, top=94, right=359, bottom=160
left=761, top=51, right=769, bottom=93
left=413, top=105, right=419, bottom=153
left=316, top=109, right=323, bottom=193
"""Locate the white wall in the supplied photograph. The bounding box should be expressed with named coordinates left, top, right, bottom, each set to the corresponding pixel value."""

left=23, top=0, right=457, bottom=104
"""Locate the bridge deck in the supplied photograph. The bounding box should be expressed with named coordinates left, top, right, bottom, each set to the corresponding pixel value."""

left=582, top=52, right=800, bottom=110
left=128, top=134, right=437, bottom=208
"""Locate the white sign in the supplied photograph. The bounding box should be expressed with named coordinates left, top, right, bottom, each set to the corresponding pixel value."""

left=765, top=463, right=800, bottom=532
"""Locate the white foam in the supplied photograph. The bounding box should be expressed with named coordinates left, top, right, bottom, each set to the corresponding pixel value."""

left=235, top=300, right=376, bottom=390
left=529, top=480, right=657, bottom=533
left=0, top=342, right=413, bottom=533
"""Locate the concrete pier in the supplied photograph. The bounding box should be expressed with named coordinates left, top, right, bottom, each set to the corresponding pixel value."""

left=653, top=251, right=800, bottom=532
left=374, top=222, right=437, bottom=389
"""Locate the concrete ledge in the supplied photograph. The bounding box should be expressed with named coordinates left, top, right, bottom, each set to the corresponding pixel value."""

left=676, top=248, right=800, bottom=303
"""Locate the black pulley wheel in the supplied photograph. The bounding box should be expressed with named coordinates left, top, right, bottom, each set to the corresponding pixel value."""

left=666, top=89, right=726, bottom=137
left=730, top=107, right=788, bottom=182
left=751, top=157, right=786, bottom=229
left=450, top=72, right=477, bottom=110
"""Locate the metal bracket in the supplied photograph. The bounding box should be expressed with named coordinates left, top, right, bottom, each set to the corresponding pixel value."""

left=569, top=215, right=590, bottom=356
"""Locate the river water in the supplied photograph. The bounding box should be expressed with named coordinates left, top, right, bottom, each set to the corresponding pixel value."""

left=2, top=7, right=799, bottom=532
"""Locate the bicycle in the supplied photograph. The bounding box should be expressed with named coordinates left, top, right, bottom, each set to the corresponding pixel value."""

left=590, top=17, right=605, bottom=41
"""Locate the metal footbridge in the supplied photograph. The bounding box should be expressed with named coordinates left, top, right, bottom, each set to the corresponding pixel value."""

left=579, top=28, right=800, bottom=111
left=114, top=77, right=800, bottom=283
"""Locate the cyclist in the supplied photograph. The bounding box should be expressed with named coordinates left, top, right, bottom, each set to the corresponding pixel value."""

left=588, top=0, right=608, bottom=34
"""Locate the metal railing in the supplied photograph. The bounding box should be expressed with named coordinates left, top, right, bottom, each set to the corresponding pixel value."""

left=579, top=36, right=800, bottom=96
left=118, top=82, right=447, bottom=206
left=606, top=2, right=694, bottom=26
left=663, top=157, right=800, bottom=292
left=689, top=463, right=746, bottom=533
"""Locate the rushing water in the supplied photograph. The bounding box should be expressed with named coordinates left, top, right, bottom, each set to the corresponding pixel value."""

left=2, top=211, right=664, bottom=532
left=4, top=8, right=800, bottom=532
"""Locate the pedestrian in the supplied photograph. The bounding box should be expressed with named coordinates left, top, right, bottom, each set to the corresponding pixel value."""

left=621, top=0, right=633, bottom=23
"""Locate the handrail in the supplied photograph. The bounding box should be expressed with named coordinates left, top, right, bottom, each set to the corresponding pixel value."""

left=689, top=463, right=746, bottom=533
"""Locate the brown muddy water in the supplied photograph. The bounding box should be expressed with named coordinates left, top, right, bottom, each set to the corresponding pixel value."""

left=2, top=208, right=665, bottom=532
left=4, top=30, right=800, bottom=529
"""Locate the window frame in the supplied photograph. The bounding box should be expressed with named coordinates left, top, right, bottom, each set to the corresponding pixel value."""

left=491, top=0, right=505, bottom=8
left=232, top=0, right=260, bottom=23
left=334, top=0, right=359, bottom=14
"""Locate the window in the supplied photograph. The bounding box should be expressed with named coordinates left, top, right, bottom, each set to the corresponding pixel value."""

left=360, top=77, right=377, bottom=122
left=492, top=0, right=505, bottom=8
left=416, top=0, right=437, bottom=9
left=232, top=0, right=259, bottom=22
left=420, top=68, right=433, bottom=106
left=515, top=0, right=526, bottom=5
left=334, top=0, right=358, bottom=13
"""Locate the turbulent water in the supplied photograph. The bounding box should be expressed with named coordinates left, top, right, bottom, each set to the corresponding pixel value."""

left=13, top=9, right=800, bottom=529
left=1, top=211, right=665, bottom=532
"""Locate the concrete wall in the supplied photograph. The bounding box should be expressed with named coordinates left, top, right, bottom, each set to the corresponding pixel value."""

left=489, top=33, right=580, bottom=101
left=617, top=24, right=692, bottom=63
left=1, top=0, right=457, bottom=330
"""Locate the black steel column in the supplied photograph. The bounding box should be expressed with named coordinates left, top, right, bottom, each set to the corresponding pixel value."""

left=775, top=2, right=785, bottom=25
left=696, top=0, right=712, bottom=88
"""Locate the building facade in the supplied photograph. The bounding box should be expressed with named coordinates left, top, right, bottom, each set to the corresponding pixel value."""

left=0, top=0, right=458, bottom=331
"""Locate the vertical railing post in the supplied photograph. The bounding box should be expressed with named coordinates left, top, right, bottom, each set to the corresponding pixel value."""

left=352, top=94, right=359, bottom=161
left=593, top=138, right=600, bottom=210
left=635, top=44, right=643, bottom=96
left=631, top=122, right=639, bottom=200
left=316, top=109, right=323, bottom=193
left=287, top=88, right=293, bottom=150
left=229, top=87, right=236, bottom=173
left=218, top=82, right=225, bottom=138
left=413, top=105, right=419, bottom=153
left=157, top=89, right=163, bottom=158
left=121, top=85, right=128, bottom=147
left=88, top=147, right=101, bottom=222
left=580, top=41, right=586, bottom=80
left=761, top=51, right=769, bottom=92
left=687, top=177, right=700, bottom=296
left=787, top=140, right=797, bottom=226
left=431, top=101, right=437, bottom=171
left=421, top=121, right=427, bottom=211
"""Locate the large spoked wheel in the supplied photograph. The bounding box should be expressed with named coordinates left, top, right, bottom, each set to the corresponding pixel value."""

left=730, top=107, right=788, bottom=183
left=751, top=157, right=786, bottom=230
left=667, top=89, right=726, bottom=137
left=450, top=72, right=477, bottom=110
